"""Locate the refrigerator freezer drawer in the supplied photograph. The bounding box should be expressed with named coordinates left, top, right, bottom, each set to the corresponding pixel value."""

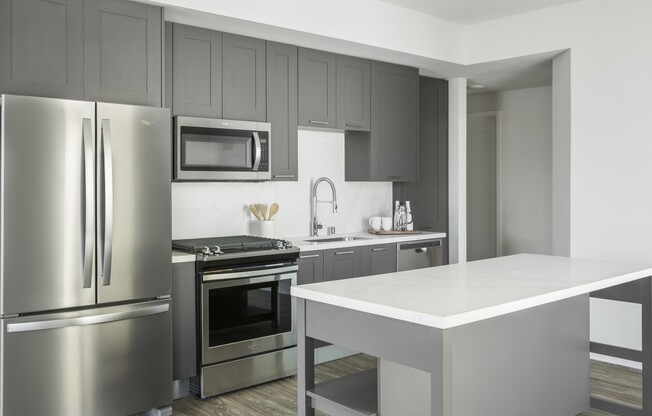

left=0, top=299, right=172, bottom=416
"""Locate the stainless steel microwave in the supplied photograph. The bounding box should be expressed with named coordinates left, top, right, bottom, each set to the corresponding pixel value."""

left=173, top=116, right=271, bottom=181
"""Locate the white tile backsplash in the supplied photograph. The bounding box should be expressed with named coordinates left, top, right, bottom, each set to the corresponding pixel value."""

left=171, top=129, right=393, bottom=239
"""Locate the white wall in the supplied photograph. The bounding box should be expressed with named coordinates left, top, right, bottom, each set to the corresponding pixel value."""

left=467, top=0, right=652, bottom=367
left=171, top=130, right=392, bottom=239
left=468, top=86, right=553, bottom=256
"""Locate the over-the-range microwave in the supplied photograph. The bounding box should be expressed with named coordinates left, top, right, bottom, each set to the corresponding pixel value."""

left=173, top=116, right=271, bottom=181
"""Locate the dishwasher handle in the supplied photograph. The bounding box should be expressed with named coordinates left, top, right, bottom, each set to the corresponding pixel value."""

left=398, top=240, right=441, bottom=251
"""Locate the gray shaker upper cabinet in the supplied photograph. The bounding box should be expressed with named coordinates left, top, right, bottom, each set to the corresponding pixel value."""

left=298, top=48, right=337, bottom=128
left=371, top=61, right=419, bottom=182
left=267, top=42, right=298, bottom=181
left=223, top=33, right=266, bottom=121
left=0, top=0, right=84, bottom=99
left=172, top=24, right=222, bottom=118
left=336, top=55, right=370, bottom=131
left=84, top=0, right=162, bottom=106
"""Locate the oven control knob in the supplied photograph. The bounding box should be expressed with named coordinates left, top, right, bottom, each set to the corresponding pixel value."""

left=284, top=241, right=293, bottom=249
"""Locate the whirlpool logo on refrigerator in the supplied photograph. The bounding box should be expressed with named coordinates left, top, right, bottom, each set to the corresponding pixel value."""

left=140, top=119, right=156, bottom=126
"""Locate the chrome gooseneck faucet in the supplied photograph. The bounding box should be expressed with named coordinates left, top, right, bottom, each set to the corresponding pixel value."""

left=311, top=177, right=338, bottom=236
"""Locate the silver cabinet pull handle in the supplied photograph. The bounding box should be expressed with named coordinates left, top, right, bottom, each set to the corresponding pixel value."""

left=309, top=120, right=328, bottom=125
left=371, top=247, right=388, bottom=252
left=252, top=131, right=262, bottom=171
left=299, top=254, right=321, bottom=259
left=82, top=118, right=94, bottom=289
left=335, top=251, right=355, bottom=255
left=100, top=119, right=114, bottom=286
left=274, top=174, right=295, bottom=178
left=7, top=304, right=169, bottom=333
left=346, top=122, right=362, bottom=128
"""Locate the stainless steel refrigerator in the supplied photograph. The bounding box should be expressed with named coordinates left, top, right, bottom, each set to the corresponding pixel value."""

left=0, top=95, right=172, bottom=416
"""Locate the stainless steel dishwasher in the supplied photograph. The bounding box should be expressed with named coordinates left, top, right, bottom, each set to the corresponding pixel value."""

left=397, top=239, right=444, bottom=271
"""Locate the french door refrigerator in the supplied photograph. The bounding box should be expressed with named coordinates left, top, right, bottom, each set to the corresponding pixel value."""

left=0, top=95, right=172, bottom=416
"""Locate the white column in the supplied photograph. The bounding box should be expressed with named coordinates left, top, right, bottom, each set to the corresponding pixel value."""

left=552, top=51, right=571, bottom=256
left=448, top=78, right=467, bottom=264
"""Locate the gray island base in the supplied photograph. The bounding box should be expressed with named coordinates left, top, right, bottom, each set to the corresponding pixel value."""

left=293, top=254, right=652, bottom=416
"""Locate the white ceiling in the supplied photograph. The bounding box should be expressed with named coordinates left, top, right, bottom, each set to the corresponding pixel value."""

left=378, top=0, right=582, bottom=24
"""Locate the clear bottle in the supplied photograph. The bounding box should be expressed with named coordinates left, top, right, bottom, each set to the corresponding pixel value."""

left=393, top=201, right=400, bottom=230
left=405, top=200, right=413, bottom=231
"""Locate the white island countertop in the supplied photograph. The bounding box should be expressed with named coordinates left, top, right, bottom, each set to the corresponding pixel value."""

left=291, top=253, right=652, bottom=329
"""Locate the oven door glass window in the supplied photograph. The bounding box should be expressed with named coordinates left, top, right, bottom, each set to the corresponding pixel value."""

left=206, top=279, right=292, bottom=348
left=181, top=127, right=253, bottom=170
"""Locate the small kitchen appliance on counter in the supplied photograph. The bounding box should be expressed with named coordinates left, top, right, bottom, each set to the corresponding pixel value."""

left=172, top=235, right=300, bottom=398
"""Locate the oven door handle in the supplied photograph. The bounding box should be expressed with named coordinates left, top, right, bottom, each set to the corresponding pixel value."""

left=202, top=264, right=298, bottom=282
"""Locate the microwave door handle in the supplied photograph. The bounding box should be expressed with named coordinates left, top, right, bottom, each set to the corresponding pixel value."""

left=252, top=131, right=261, bottom=171
left=100, top=119, right=114, bottom=286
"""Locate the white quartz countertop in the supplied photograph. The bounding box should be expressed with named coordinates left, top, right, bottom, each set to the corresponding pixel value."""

left=287, top=231, right=446, bottom=253
left=171, top=231, right=447, bottom=262
left=172, top=250, right=196, bottom=264
left=291, top=254, right=652, bottom=329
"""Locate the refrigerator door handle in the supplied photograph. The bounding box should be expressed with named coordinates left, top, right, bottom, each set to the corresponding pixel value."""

left=100, top=119, right=114, bottom=286
left=6, top=303, right=169, bottom=333
left=82, top=118, right=94, bottom=289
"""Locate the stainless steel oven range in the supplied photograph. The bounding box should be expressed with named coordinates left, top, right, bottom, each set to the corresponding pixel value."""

left=172, top=236, right=299, bottom=398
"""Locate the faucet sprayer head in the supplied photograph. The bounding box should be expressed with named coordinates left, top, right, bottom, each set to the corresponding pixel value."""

left=333, top=202, right=338, bottom=213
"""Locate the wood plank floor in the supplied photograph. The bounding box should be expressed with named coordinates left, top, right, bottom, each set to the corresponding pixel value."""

left=173, top=355, right=641, bottom=416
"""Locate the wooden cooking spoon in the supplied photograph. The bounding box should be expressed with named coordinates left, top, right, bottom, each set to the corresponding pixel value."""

left=249, top=204, right=264, bottom=221
left=268, top=203, right=279, bottom=220
left=258, top=203, right=268, bottom=220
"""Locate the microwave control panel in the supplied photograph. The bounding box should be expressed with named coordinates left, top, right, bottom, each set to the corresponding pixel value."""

left=259, top=137, right=269, bottom=172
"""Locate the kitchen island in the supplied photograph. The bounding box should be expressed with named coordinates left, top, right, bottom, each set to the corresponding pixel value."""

left=291, top=254, right=652, bottom=416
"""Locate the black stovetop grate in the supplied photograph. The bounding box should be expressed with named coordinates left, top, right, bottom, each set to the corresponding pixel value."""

left=172, top=235, right=282, bottom=253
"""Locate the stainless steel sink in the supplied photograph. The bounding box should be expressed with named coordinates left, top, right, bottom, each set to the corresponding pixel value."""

left=304, top=237, right=367, bottom=243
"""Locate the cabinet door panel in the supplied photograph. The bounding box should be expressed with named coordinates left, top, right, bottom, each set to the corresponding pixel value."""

left=267, top=41, right=298, bottom=181
left=337, top=55, right=370, bottom=131
left=0, top=0, right=83, bottom=98
left=298, top=48, right=336, bottom=128
left=172, top=24, right=222, bottom=117
left=223, top=33, right=266, bottom=121
left=362, top=243, right=397, bottom=276
left=323, top=248, right=362, bottom=281
left=84, top=0, right=161, bottom=106
left=371, top=61, right=419, bottom=182
left=297, top=252, right=324, bottom=285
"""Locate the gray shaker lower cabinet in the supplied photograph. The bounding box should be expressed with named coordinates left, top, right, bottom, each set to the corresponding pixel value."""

left=297, top=251, right=324, bottom=285
left=172, top=262, right=197, bottom=380
left=362, top=243, right=397, bottom=276
left=172, top=24, right=222, bottom=117
left=0, top=0, right=84, bottom=99
left=267, top=41, right=298, bottom=181
left=223, top=33, right=266, bottom=121
left=298, top=48, right=337, bottom=128
left=83, top=0, right=162, bottom=106
left=336, top=55, right=371, bottom=131
left=323, top=247, right=362, bottom=281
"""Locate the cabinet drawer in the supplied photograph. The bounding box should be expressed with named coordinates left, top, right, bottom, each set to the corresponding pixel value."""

left=362, top=243, right=397, bottom=276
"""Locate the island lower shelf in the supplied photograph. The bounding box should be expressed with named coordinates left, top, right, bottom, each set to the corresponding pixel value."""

left=307, top=368, right=378, bottom=416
